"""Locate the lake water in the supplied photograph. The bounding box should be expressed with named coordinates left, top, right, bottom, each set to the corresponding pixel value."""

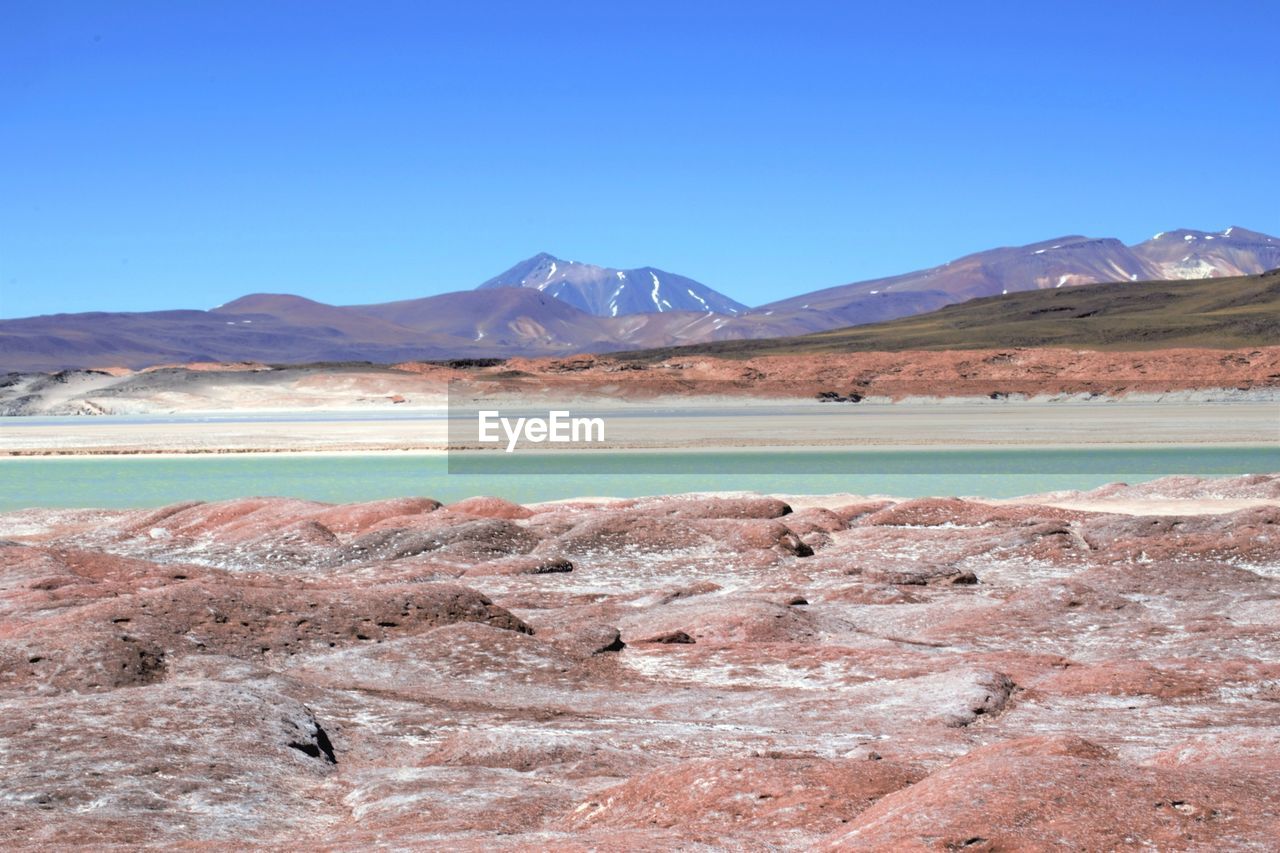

left=2, top=446, right=1277, bottom=511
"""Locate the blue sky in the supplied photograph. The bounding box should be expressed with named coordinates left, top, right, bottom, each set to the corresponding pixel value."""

left=2, top=0, right=1277, bottom=318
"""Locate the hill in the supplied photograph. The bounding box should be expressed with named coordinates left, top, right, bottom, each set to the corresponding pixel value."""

left=612, top=269, right=1280, bottom=360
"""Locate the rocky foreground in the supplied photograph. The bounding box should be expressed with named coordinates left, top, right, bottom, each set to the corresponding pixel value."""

left=1, top=476, right=1278, bottom=849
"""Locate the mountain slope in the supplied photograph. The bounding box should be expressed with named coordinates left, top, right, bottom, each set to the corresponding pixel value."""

left=752, top=228, right=1279, bottom=334
left=213, top=293, right=427, bottom=343
left=612, top=269, right=1280, bottom=359
left=351, top=288, right=617, bottom=352
left=477, top=253, right=747, bottom=317
left=1131, top=227, right=1280, bottom=280
left=756, top=236, right=1158, bottom=327
left=0, top=308, right=471, bottom=371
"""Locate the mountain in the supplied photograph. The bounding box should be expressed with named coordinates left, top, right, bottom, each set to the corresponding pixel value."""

left=213, top=293, right=428, bottom=343
left=611, top=268, right=1280, bottom=360
left=1131, top=227, right=1280, bottom=280
left=0, top=305, right=470, bottom=371
left=0, top=289, right=748, bottom=371
left=754, top=227, right=1280, bottom=333
left=2, top=228, right=1276, bottom=371
left=352, top=288, right=618, bottom=353
left=477, top=253, right=747, bottom=317
left=349, top=288, right=758, bottom=353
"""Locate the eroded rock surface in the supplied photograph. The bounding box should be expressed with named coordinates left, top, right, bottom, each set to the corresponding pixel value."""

left=1, top=475, right=1277, bottom=848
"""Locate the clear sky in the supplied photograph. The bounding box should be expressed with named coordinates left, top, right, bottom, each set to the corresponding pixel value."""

left=2, top=0, right=1277, bottom=318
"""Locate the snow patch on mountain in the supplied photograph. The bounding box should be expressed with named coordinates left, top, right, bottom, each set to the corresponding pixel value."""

left=650, top=272, right=664, bottom=312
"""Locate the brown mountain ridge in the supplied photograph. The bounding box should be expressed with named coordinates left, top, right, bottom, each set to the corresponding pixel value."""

left=2, top=228, right=1276, bottom=371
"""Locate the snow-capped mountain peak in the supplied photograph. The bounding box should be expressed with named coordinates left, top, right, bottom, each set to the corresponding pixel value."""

left=477, top=253, right=747, bottom=317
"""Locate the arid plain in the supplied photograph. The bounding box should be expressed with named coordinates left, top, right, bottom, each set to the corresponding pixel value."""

left=3, top=346, right=1277, bottom=455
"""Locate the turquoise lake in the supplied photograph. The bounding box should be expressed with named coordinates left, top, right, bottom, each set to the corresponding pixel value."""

left=2, top=446, right=1277, bottom=511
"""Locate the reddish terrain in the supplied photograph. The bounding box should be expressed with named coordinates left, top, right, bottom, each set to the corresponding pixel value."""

left=1, top=476, right=1278, bottom=848
left=9, top=346, right=1277, bottom=417
left=492, top=345, right=1280, bottom=399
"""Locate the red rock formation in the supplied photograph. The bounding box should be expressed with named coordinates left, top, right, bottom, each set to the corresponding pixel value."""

left=820, top=736, right=1280, bottom=849
left=0, top=475, right=1277, bottom=847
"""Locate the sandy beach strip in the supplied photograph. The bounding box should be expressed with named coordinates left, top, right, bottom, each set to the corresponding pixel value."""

left=1, top=398, right=1276, bottom=456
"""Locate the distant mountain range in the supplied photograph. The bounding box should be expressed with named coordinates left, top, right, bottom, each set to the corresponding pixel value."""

left=754, top=227, right=1280, bottom=328
left=2, top=227, right=1276, bottom=370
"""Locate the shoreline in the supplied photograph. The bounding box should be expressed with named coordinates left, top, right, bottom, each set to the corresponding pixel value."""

left=2, top=397, right=1276, bottom=457
left=2, top=439, right=1278, bottom=459
left=4, top=387, right=1278, bottom=420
